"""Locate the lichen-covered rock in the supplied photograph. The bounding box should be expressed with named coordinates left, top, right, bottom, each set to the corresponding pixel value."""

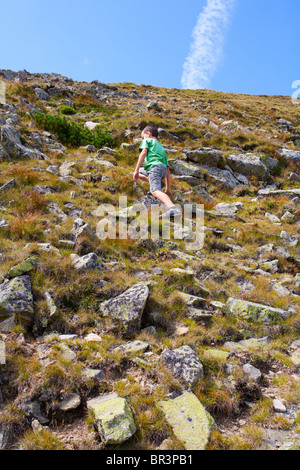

left=0, top=275, right=34, bottom=326
left=160, top=345, right=204, bottom=388
left=7, top=254, right=39, bottom=279
left=100, top=284, right=149, bottom=337
left=87, top=392, right=136, bottom=444
left=157, top=392, right=214, bottom=450
left=227, top=297, right=288, bottom=324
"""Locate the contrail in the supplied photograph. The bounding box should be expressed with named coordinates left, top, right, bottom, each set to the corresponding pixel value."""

left=181, top=0, right=236, bottom=90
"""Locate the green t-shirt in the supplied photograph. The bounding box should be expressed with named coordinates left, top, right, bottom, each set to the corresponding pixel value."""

left=139, top=138, right=169, bottom=171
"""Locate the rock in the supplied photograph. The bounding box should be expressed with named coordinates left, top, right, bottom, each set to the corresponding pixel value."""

left=0, top=218, right=8, bottom=228
left=273, top=399, right=287, bottom=413
left=258, top=188, right=300, bottom=198
left=41, top=291, right=58, bottom=327
left=71, top=253, right=106, bottom=272
left=281, top=211, right=294, bottom=223
left=46, top=165, right=60, bottom=176
left=1, top=125, right=47, bottom=160
left=183, top=148, right=223, bottom=167
left=242, top=363, right=262, bottom=382
left=226, top=297, right=288, bottom=324
left=87, top=393, right=136, bottom=444
left=265, top=212, right=281, bottom=223
left=280, top=231, right=299, bottom=247
left=160, top=345, right=204, bottom=388
left=35, top=88, right=50, bottom=101
left=157, top=392, right=214, bottom=450
left=7, top=254, right=39, bottom=279
left=277, top=148, right=300, bottom=163
left=214, top=202, right=243, bottom=216
left=84, top=333, right=102, bottom=342
left=0, top=179, right=15, bottom=191
left=0, top=340, right=5, bottom=365
left=100, top=284, right=149, bottom=337
left=226, top=153, right=270, bottom=179
left=147, top=101, right=161, bottom=111
left=59, top=161, right=76, bottom=177
left=203, top=349, right=230, bottom=362
left=197, top=165, right=248, bottom=189
left=113, top=340, right=150, bottom=358
left=289, top=172, right=300, bottom=183
left=0, top=275, right=34, bottom=327
left=176, top=291, right=206, bottom=309
left=71, top=218, right=98, bottom=243
left=82, top=368, right=105, bottom=380
left=58, top=393, right=81, bottom=412
left=60, top=344, right=76, bottom=361
left=169, top=159, right=205, bottom=179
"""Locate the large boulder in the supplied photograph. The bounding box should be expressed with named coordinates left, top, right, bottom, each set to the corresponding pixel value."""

left=87, top=392, right=136, bottom=444
left=157, top=392, right=214, bottom=450
left=1, top=125, right=47, bottom=160
left=169, top=159, right=205, bottom=179
left=226, top=153, right=270, bottom=179
left=100, top=284, right=149, bottom=337
left=277, top=148, right=300, bottom=163
left=0, top=275, right=34, bottom=327
left=183, top=148, right=223, bottom=167
left=226, top=297, right=289, bottom=324
left=197, top=165, right=248, bottom=189
left=160, top=345, right=204, bottom=388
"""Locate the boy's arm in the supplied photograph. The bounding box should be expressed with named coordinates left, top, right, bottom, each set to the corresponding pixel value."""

left=133, top=149, right=148, bottom=181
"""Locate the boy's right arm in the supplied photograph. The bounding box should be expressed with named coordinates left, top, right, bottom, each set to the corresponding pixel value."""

left=133, top=149, right=148, bottom=182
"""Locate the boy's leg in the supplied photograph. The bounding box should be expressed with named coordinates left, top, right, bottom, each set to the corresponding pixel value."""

left=151, top=190, right=174, bottom=208
left=148, top=165, right=178, bottom=210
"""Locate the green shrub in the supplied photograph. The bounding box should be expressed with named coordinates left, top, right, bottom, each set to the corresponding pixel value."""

left=32, top=111, right=114, bottom=149
left=59, top=105, right=77, bottom=115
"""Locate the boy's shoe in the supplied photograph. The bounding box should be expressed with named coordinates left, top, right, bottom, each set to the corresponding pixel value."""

left=160, top=206, right=182, bottom=219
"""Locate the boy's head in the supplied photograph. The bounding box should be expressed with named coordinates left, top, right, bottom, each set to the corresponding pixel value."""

left=141, top=125, right=159, bottom=139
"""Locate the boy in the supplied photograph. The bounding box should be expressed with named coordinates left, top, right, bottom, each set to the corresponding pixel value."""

left=133, top=125, right=182, bottom=218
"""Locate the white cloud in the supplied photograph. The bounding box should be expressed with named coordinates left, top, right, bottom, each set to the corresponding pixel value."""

left=181, top=0, right=236, bottom=90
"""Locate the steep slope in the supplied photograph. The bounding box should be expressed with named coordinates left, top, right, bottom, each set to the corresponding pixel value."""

left=0, top=69, right=299, bottom=450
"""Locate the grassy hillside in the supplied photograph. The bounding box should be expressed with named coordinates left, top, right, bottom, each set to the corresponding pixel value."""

left=0, top=70, right=299, bottom=450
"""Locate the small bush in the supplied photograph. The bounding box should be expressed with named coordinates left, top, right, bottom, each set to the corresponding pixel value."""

left=59, top=105, right=77, bottom=115
left=32, top=111, right=114, bottom=149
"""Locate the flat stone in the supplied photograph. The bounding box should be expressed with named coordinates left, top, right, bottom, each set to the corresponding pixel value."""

left=226, top=297, right=288, bottom=324
left=58, top=393, right=81, bottom=412
left=157, top=392, right=214, bottom=450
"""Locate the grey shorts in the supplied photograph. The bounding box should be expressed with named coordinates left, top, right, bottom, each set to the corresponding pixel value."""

left=140, top=164, right=167, bottom=193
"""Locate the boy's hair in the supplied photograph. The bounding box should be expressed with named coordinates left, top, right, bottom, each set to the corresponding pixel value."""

left=142, top=125, right=159, bottom=138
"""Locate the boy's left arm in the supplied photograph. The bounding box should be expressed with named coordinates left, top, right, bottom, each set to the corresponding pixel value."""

left=165, top=167, right=172, bottom=196
left=133, top=149, right=148, bottom=182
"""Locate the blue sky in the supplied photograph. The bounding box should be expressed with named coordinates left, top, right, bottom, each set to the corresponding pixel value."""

left=0, top=0, right=299, bottom=96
